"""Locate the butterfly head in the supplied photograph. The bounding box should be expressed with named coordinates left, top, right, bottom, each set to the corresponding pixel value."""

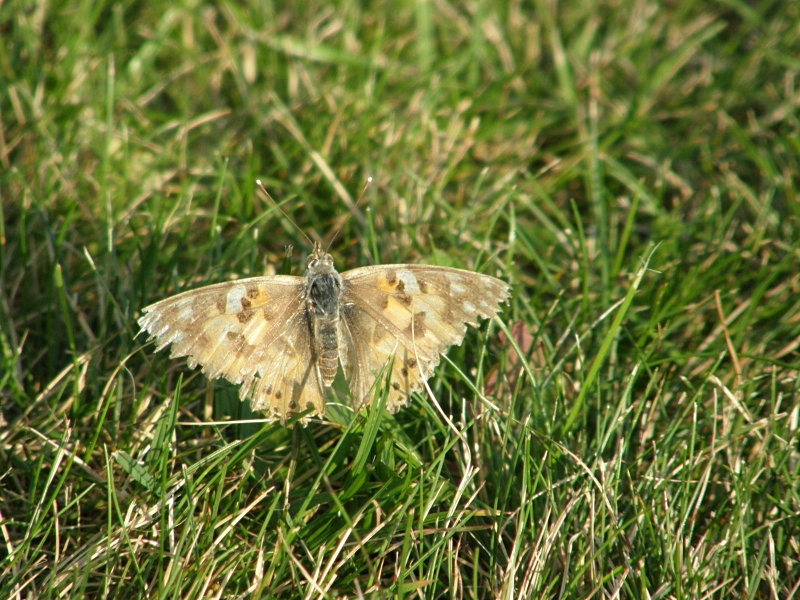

left=306, top=241, right=337, bottom=276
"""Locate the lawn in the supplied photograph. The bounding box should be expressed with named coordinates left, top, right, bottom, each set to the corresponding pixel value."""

left=2, top=0, right=799, bottom=598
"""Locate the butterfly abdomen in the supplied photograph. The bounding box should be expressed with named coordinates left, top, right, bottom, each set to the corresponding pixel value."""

left=307, top=267, right=343, bottom=387
left=315, top=319, right=339, bottom=385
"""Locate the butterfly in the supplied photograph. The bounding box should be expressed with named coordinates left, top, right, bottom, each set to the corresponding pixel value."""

left=138, top=240, right=510, bottom=425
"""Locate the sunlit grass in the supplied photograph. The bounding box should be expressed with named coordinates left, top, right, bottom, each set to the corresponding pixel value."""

left=2, top=0, right=798, bottom=598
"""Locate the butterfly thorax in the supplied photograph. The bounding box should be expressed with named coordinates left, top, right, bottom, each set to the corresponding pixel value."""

left=305, top=244, right=342, bottom=386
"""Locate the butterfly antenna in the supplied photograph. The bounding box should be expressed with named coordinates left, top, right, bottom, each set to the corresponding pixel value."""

left=256, top=180, right=316, bottom=249
left=325, top=177, right=372, bottom=252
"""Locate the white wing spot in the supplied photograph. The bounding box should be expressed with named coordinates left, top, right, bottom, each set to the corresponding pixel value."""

left=445, top=273, right=466, bottom=294
left=225, top=286, right=246, bottom=313
left=463, top=301, right=476, bottom=314
left=397, top=271, right=421, bottom=294
left=177, top=302, right=194, bottom=321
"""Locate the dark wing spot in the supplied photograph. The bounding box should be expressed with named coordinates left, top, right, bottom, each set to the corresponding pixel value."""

left=216, top=298, right=226, bottom=313
left=396, top=279, right=405, bottom=292
left=407, top=311, right=427, bottom=336
left=392, top=381, right=401, bottom=391
left=305, top=401, right=315, bottom=410
left=225, top=331, right=246, bottom=350
left=385, top=270, right=397, bottom=285
left=406, top=358, right=417, bottom=369
left=237, top=309, right=254, bottom=323
left=289, top=400, right=297, bottom=410
left=418, top=279, right=428, bottom=293
left=396, top=293, right=412, bottom=307
left=241, top=297, right=252, bottom=309
left=197, top=331, right=212, bottom=349
left=246, top=286, right=260, bottom=299
left=265, top=384, right=273, bottom=395
left=262, top=305, right=276, bottom=321
left=275, top=390, right=283, bottom=400
left=401, top=367, right=408, bottom=377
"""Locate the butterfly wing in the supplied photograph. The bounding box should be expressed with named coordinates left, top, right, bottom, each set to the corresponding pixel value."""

left=338, top=265, right=510, bottom=412
left=138, top=276, right=327, bottom=422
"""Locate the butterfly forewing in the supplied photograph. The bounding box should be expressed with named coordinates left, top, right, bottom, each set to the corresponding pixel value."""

left=138, top=275, right=326, bottom=420
left=338, top=265, right=510, bottom=411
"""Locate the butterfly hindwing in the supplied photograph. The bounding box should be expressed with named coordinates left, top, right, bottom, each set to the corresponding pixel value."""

left=337, top=300, right=422, bottom=413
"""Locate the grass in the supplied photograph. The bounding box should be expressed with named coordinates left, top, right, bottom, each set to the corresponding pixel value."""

left=2, top=0, right=799, bottom=598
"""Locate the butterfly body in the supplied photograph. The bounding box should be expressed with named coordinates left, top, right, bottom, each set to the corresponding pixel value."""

left=305, top=249, right=343, bottom=385
left=139, top=241, right=509, bottom=424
